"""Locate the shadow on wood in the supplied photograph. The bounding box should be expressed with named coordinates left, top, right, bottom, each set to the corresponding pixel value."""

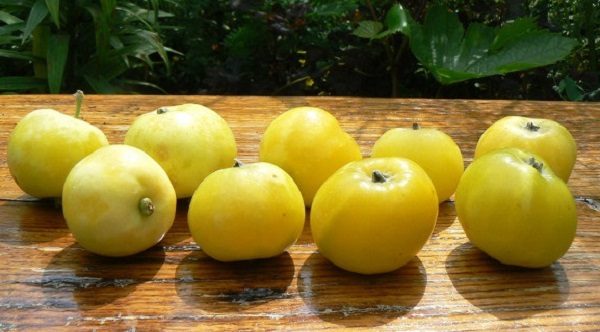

left=445, top=242, right=570, bottom=320
left=0, top=200, right=69, bottom=245
left=175, top=251, right=295, bottom=311
left=296, top=252, right=427, bottom=327
left=41, top=243, right=166, bottom=310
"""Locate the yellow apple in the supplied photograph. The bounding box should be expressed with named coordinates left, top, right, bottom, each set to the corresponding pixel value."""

left=7, top=91, right=108, bottom=198
left=62, top=145, right=177, bottom=257
left=125, top=103, right=237, bottom=198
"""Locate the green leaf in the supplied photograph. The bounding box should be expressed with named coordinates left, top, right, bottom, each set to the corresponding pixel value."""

left=309, top=1, right=358, bottom=18
left=0, top=10, right=23, bottom=24
left=128, top=29, right=170, bottom=72
left=384, top=3, right=413, bottom=36
left=44, top=0, right=59, bottom=28
left=22, top=0, right=48, bottom=44
left=491, top=17, right=539, bottom=51
left=0, top=76, right=46, bottom=91
left=0, top=0, right=35, bottom=5
left=556, top=77, right=584, bottom=101
left=406, top=4, right=579, bottom=85
left=120, top=79, right=166, bottom=93
left=0, top=48, right=38, bottom=60
left=353, top=21, right=383, bottom=39
left=0, top=22, right=26, bottom=35
left=46, top=33, right=69, bottom=93
left=83, top=74, right=122, bottom=93
left=0, top=35, right=22, bottom=45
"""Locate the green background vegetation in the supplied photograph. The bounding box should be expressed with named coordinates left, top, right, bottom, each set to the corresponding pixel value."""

left=1, top=0, right=598, bottom=100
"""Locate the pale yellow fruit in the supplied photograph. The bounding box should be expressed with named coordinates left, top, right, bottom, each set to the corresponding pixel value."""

left=188, top=162, right=305, bottom=262
left=372, top=124, right=464, bottom=202
left=125, top=103, right=237, bottom=198
left=8, top=109, right=108, bottom=198
left=311, top=158, right=438, bottom=274
left=259, top=106, right=362, bottom=206
left=62, top=145, right=177, bottom=257
left=475, top=116, right=576, bottom=182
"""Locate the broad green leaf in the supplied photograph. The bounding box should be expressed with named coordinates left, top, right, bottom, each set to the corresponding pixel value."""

left=384, top=3, right=413, bottom=35
left=486, top=32, right=578, bottom=74
left=0, top=10, right=23, bottom=24
left=405, top=4, right=578, bottom=85
left=0, top=49, right=38, bottom=60
left=44, top=0, right=59, bottom=28
left=0, top=76, right=46, bottom=91
left=353, top=21, right=383, bottom=39
left=556, top=77, right=584, bottom=101
left=22, top=0, right=48, bottom=43
left=491, top=17, right=539, bottom=51
left=46, top=33, right=69, bottom=93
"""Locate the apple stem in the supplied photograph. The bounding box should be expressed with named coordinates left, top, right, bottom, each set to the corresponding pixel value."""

left=157, top=107, right=169, bottom=114
left=526, top=122, right=540, bottom=132
left=528, top=157, right=544, bottom=173
left=139, top=197, right=155, bottom=216
left=412, top=122, right=420, bottom=130
left=372, top=170, right=388, bottom=183
left=74, top=90, right=84, bottom=119
left=233, top=159, right=244, bottom=167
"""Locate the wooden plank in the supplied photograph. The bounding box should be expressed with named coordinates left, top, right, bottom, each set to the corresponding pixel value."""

left=0, top=95, right=599, bottom=330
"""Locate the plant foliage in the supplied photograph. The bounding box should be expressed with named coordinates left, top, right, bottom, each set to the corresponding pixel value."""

left=355, top=3, right=578, bottom=85
left=0, top=0, right=173, bottom=93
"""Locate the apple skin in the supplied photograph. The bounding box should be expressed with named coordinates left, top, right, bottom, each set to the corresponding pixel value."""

left=125, top=104, right=237, bottom=198
left=62, top=145, right=177, bottom=257
left=259, top=106, right=362, bottom=206
left=7, top=109, right=109, bottom=198
left=475, top=116, right=576, bottom=182
left=455, top=148, right=577, bottom=268
left=187, top=161, right=305, bottom=262
left=371, top=125, right=464, bottom=203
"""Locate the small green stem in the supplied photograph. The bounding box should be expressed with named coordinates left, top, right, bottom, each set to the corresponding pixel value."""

left=412, top=122, right=420, bottom=130
left=139, top=197, right=155, bottom=216
left=233, top=159, right=244, bottom=167
left=157, top=107, right=169, bottom=114
left=74, top=90, right=84, bottom=118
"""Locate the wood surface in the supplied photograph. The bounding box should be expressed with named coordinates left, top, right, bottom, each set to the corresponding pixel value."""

left=0, top=95, right=599, bottom=331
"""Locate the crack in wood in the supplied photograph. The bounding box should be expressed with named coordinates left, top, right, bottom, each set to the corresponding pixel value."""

left=576, top=196, right=600, bottom=212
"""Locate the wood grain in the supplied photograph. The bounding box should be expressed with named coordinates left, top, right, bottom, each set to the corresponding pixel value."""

left=0, top=95, right=599, bottom=331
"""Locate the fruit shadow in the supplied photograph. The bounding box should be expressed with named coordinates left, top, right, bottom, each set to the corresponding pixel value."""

left=175, top=251, right=295, bottom=312
left=297, top=252, right=427, bottom=328
left=432, top=200, right=456, bottom=236
left=0, top=199, right=70, bottom=245
left=42, top=243, right=166, bottom=311
left=445, top=242, right=570, bottom=320
left=159, top=199, right=194, bottom=247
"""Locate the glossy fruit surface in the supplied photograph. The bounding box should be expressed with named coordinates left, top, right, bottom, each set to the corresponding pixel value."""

left=475, top=116, right=576, bottom=182
left=8, top=109, right=108, bottom=198
left=125, top=103, right=237, bottom=198
left=311, top=158, right=438, bottom=274
left=62, top=145, right=177, bottom=257
left=259, top=106, right=362, bottom=206
left=372, top=124, right=463, bottom=202
left=188, top=162, right=305, bottom=262
left=455, top=148, right=577, bottom=268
